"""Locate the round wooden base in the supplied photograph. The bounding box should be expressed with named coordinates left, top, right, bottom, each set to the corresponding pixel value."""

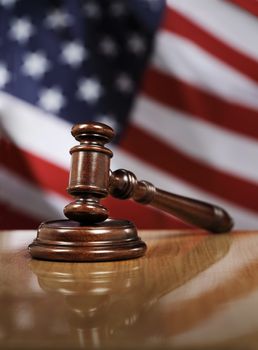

left=28, top=218, right=147, bottom=262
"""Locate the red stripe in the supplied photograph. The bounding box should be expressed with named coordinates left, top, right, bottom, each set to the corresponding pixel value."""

left=0, top=138, right=69, bottom=198
left=0, top=137, right=190, bottom=229
left=226, top=0, right=258, bottom=17
left=120, top=124, right=258, bottom=213
left=162, top=6, right=258, bottom=82
left=0, top=197, right=190, bottom=230
left=141, top=68, right=258, bottom=141
left=0, top=202, right=39, bottom=229
left=104, top=197, right=192, bottom=230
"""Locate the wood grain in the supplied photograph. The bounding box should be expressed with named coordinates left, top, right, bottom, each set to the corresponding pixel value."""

left=1, top=229, right=258, bottom=349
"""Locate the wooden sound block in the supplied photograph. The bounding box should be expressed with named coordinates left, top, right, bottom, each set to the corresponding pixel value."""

left=28, top=219, right=147, bottom=262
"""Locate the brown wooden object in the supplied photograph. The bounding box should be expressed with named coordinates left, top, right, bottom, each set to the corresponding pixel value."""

left=109, top=169, right=233, bottom=234
left=29, top=122, right=233, bottom=262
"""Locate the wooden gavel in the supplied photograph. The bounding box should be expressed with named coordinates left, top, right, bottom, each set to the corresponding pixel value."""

left=64, top=122, right=233, bottom=233
left=29, top=122, right=233, bottom=262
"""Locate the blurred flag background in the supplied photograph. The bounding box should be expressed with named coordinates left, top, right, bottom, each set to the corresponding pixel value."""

left=0, top=0, right=257, bottom=230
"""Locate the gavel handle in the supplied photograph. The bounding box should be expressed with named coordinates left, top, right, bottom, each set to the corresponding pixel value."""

left=109, top=169, right=233, bottom=233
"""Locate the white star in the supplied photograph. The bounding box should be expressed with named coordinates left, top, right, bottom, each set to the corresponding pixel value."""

left=9, top=18, right=34, bottom=44
left=99, top=37, right=117, bottom=57
left=22, top=52, right=50, bottom=79
left=115, top=73, right=134, bottom=93
left=77, top=78, right=102, bottom=104
left=0, top=63, right=10, bottom=88
left=83, top=2, right=101, bottom=18
left=45, top=9, right=72, bottom=29
left=109, top=2, right=126, bottom=16
left=127, top=34, right=146, bottom=55
left=61, top=41, right=87, bottom=68
left=39, top=87, right=65, bottom=113
left=0, top=0, right=18, bottom=8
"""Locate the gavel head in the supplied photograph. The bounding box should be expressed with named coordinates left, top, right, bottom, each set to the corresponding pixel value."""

left=63, top=122, right=114, bottom=224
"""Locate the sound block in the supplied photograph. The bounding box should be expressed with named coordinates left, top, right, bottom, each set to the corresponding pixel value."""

left=29, top=218, right=147, bottom=262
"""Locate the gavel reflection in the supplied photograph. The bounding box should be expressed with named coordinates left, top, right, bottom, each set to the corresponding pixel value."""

left=30, top=233, right=231, bottom=348
left=29, top=122, right=233, bottom=262
left=64, top=123, right=233, bottom=232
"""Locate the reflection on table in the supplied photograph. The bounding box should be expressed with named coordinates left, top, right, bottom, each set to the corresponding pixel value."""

left=1, top=229, right=258, bottom=349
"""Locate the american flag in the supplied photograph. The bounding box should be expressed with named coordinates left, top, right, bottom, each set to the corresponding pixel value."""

left=0, top=0, right=257, bottom=230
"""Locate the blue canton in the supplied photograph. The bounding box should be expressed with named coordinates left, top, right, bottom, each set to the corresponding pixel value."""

left=0, top=0, right=165, bottom=139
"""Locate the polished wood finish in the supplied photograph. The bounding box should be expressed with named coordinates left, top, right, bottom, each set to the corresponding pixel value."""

left=29, top=122, right=233, bottom=262
left=63, top=122, right=114, bottom=223
left=29, top=219, right=146, bottom=262
left=3, top=229, right=258, bottom=349
left=110, top=169, right=233, bottom=233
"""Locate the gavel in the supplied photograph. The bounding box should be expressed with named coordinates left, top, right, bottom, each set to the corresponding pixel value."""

left=29, top=122, right=233, bottom=262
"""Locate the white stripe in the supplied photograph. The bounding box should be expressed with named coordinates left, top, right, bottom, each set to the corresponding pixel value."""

left=167, top=0, right=258, bottom=60
left=0, top=230, right=36, bottom=251
left=3, top=91, right=257, bottom=188
left=0, top=92, right=72, bottom=169
left=132, top=96, right=258, bottom=185
left=0, top=166, right=67, bottom=220
left=112, top=146, right=258, bottom=229
left=0, top=101, right=256, bottom=229
left=152, top=31, right=258, bottom=110
left=1, top=93, right=257, bottom=228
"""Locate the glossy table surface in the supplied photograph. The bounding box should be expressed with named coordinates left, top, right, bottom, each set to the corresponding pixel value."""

left=1, top=229, right=258, bottom=349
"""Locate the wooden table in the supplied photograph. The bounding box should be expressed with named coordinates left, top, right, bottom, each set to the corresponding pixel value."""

left=1, top=229, right=258, bottom=349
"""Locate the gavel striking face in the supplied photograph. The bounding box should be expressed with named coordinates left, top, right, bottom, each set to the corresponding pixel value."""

left=29, top=122, right=233, bottom=262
